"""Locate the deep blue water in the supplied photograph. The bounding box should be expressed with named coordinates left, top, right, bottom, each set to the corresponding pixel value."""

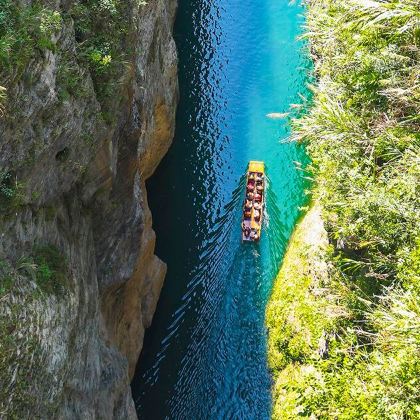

left=131, top=0, right=310, bottom=418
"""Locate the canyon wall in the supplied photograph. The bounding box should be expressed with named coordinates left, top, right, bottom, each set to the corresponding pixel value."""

left=0, top=0, right=178, bottom=418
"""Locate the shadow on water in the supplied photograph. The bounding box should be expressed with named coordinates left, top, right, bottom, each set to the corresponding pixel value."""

left=134, top=170, right=288, bottom=419
left=131, top=0, right=311, bottom=418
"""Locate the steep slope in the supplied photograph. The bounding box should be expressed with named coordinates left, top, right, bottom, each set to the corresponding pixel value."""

left=267, top=0, right=419, bottom=418
left=0, top=0, right=178, bottom=418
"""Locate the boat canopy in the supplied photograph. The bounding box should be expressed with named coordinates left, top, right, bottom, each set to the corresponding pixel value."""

left=248, top=161, right=264, bottom=173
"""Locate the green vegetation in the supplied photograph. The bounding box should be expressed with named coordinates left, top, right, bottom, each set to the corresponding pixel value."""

left=32, top=245, right=69, bottom=296
left=0, top=245, right=68, bottom=299
left=0, top=0, right=62, bottom=80
left=69, top=0, right=132, bottom=108
left=56, top=52, right=88, bottom=102
left=0, top=246, right=68, bottom=417
left=0, top=0, right=133, bottom=115
left=0, top=171, right=24, bottom=212
left=267, top=0, right=420, bottom=418
left=0, top=85, right=5, bottom=113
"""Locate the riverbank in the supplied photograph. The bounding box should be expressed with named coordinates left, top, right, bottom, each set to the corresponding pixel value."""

left=266, top=203, right=346, bottom=418
left=267, top=0, right=419, bottom=417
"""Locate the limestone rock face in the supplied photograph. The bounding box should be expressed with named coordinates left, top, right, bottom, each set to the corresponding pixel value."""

left=0, top=0, right=178, bottom=418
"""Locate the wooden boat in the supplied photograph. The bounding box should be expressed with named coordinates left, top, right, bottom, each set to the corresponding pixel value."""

left=241, top=161, right=265, bottom=242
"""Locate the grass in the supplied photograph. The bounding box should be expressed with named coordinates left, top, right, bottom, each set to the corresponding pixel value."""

left=267, top=0, right=420, bottom=418
left=267, top=205, right=350, bottom=418
left=0, top=0, right=133, bottom=116
left=0, top=171, right=24, bottom=213
left=69, top=0, right=132, bottom=109
left=0, top=1, right=62, bottom=83
left=0, top=246, right=69, bottom=417
left=266, top=205, right=336, bottom=370
left=0, top=85, right=5, bottom=114
left=0, top=245, right=68, bottom=301
left=32, top=245, right=69, bottom=296
left=267, top=208, right=420, bottom=419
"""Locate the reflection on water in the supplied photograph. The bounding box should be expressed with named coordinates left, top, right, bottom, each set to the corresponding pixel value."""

left=131, top=0, right=310, bottom=418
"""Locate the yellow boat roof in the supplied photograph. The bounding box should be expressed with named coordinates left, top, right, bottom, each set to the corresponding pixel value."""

left=251, top=219, right=260, bottom=230
left=248, top=161, right=265, bottom=173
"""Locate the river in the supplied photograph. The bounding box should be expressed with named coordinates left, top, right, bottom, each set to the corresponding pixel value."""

left=131, top=0, right=310, bottom=418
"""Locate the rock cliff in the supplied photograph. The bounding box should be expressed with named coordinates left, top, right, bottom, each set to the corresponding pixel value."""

left=0, top=0, right=178, bottom=418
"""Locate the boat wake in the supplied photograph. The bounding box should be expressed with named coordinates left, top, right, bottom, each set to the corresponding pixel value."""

left=135, top=169, right=289, bottom=419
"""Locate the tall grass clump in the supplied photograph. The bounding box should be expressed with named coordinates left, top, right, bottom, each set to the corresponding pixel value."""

left=267, top=0, right=420, bottom=418
left=0, top=1, right=62, bottom=85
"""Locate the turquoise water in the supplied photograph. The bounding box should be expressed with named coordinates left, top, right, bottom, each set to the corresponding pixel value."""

left=131, top=0, right=310, bottom=418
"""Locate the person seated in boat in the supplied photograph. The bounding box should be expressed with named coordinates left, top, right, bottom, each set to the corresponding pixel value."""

left=254, top=192, right=262, bottom=202
left=254, top=201, right=262, bottom=210
left=256, top=183, right=264, bottom=192
left=244, top=227, right=251, bottom=237
left=250, top=228, right=258, bottom=240
left=254, top=209, right=261, bottom=221
left=247, top=178, right=255, bottom=189
left=244, top=210, right=252, bottom=219
left=249, top=172, right=255, bottom=180
left=245, top=199, right=253, bottom=210
left=253, top=230, right=260, bottom=240
left=247, top=191, right=254, bottom=200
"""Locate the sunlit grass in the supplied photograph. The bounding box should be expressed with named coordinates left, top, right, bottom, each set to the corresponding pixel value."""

left=268, top=0, right=419, bottom=417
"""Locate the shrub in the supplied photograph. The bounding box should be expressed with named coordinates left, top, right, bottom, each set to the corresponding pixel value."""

left=69, top=0, right=130, bottom=109
left=0, top=1, right=62, bottom=82
left=0, top=171, right=24, bottom=212
left=31, top=245, right=69, bottom=296
left=268, top=0, right=420, bottom=417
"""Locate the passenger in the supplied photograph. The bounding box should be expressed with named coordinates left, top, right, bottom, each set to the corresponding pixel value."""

left=244, top=210, right=252, bottom=219
left=249, top=173, right=255, bottom=180
left=254, top=202, right=262, bottom=210
left=254, top=192, right=262, bottom=202
left=250, top=229, right=256, bottom=240
left=244, top=227, right=251, bottom=237
left=247, top=191, right=254, bottom=200
left=254, top=209, right=261, bottom=221
left=245, top=199, right=253, bottom=209
left=254, top=230, right=260, bottom=240
left=247, top=183, right=254, bottom=192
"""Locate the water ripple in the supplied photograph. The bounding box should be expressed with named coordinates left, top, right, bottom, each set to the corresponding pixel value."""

left=132, top=0, right=311, bottom=418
